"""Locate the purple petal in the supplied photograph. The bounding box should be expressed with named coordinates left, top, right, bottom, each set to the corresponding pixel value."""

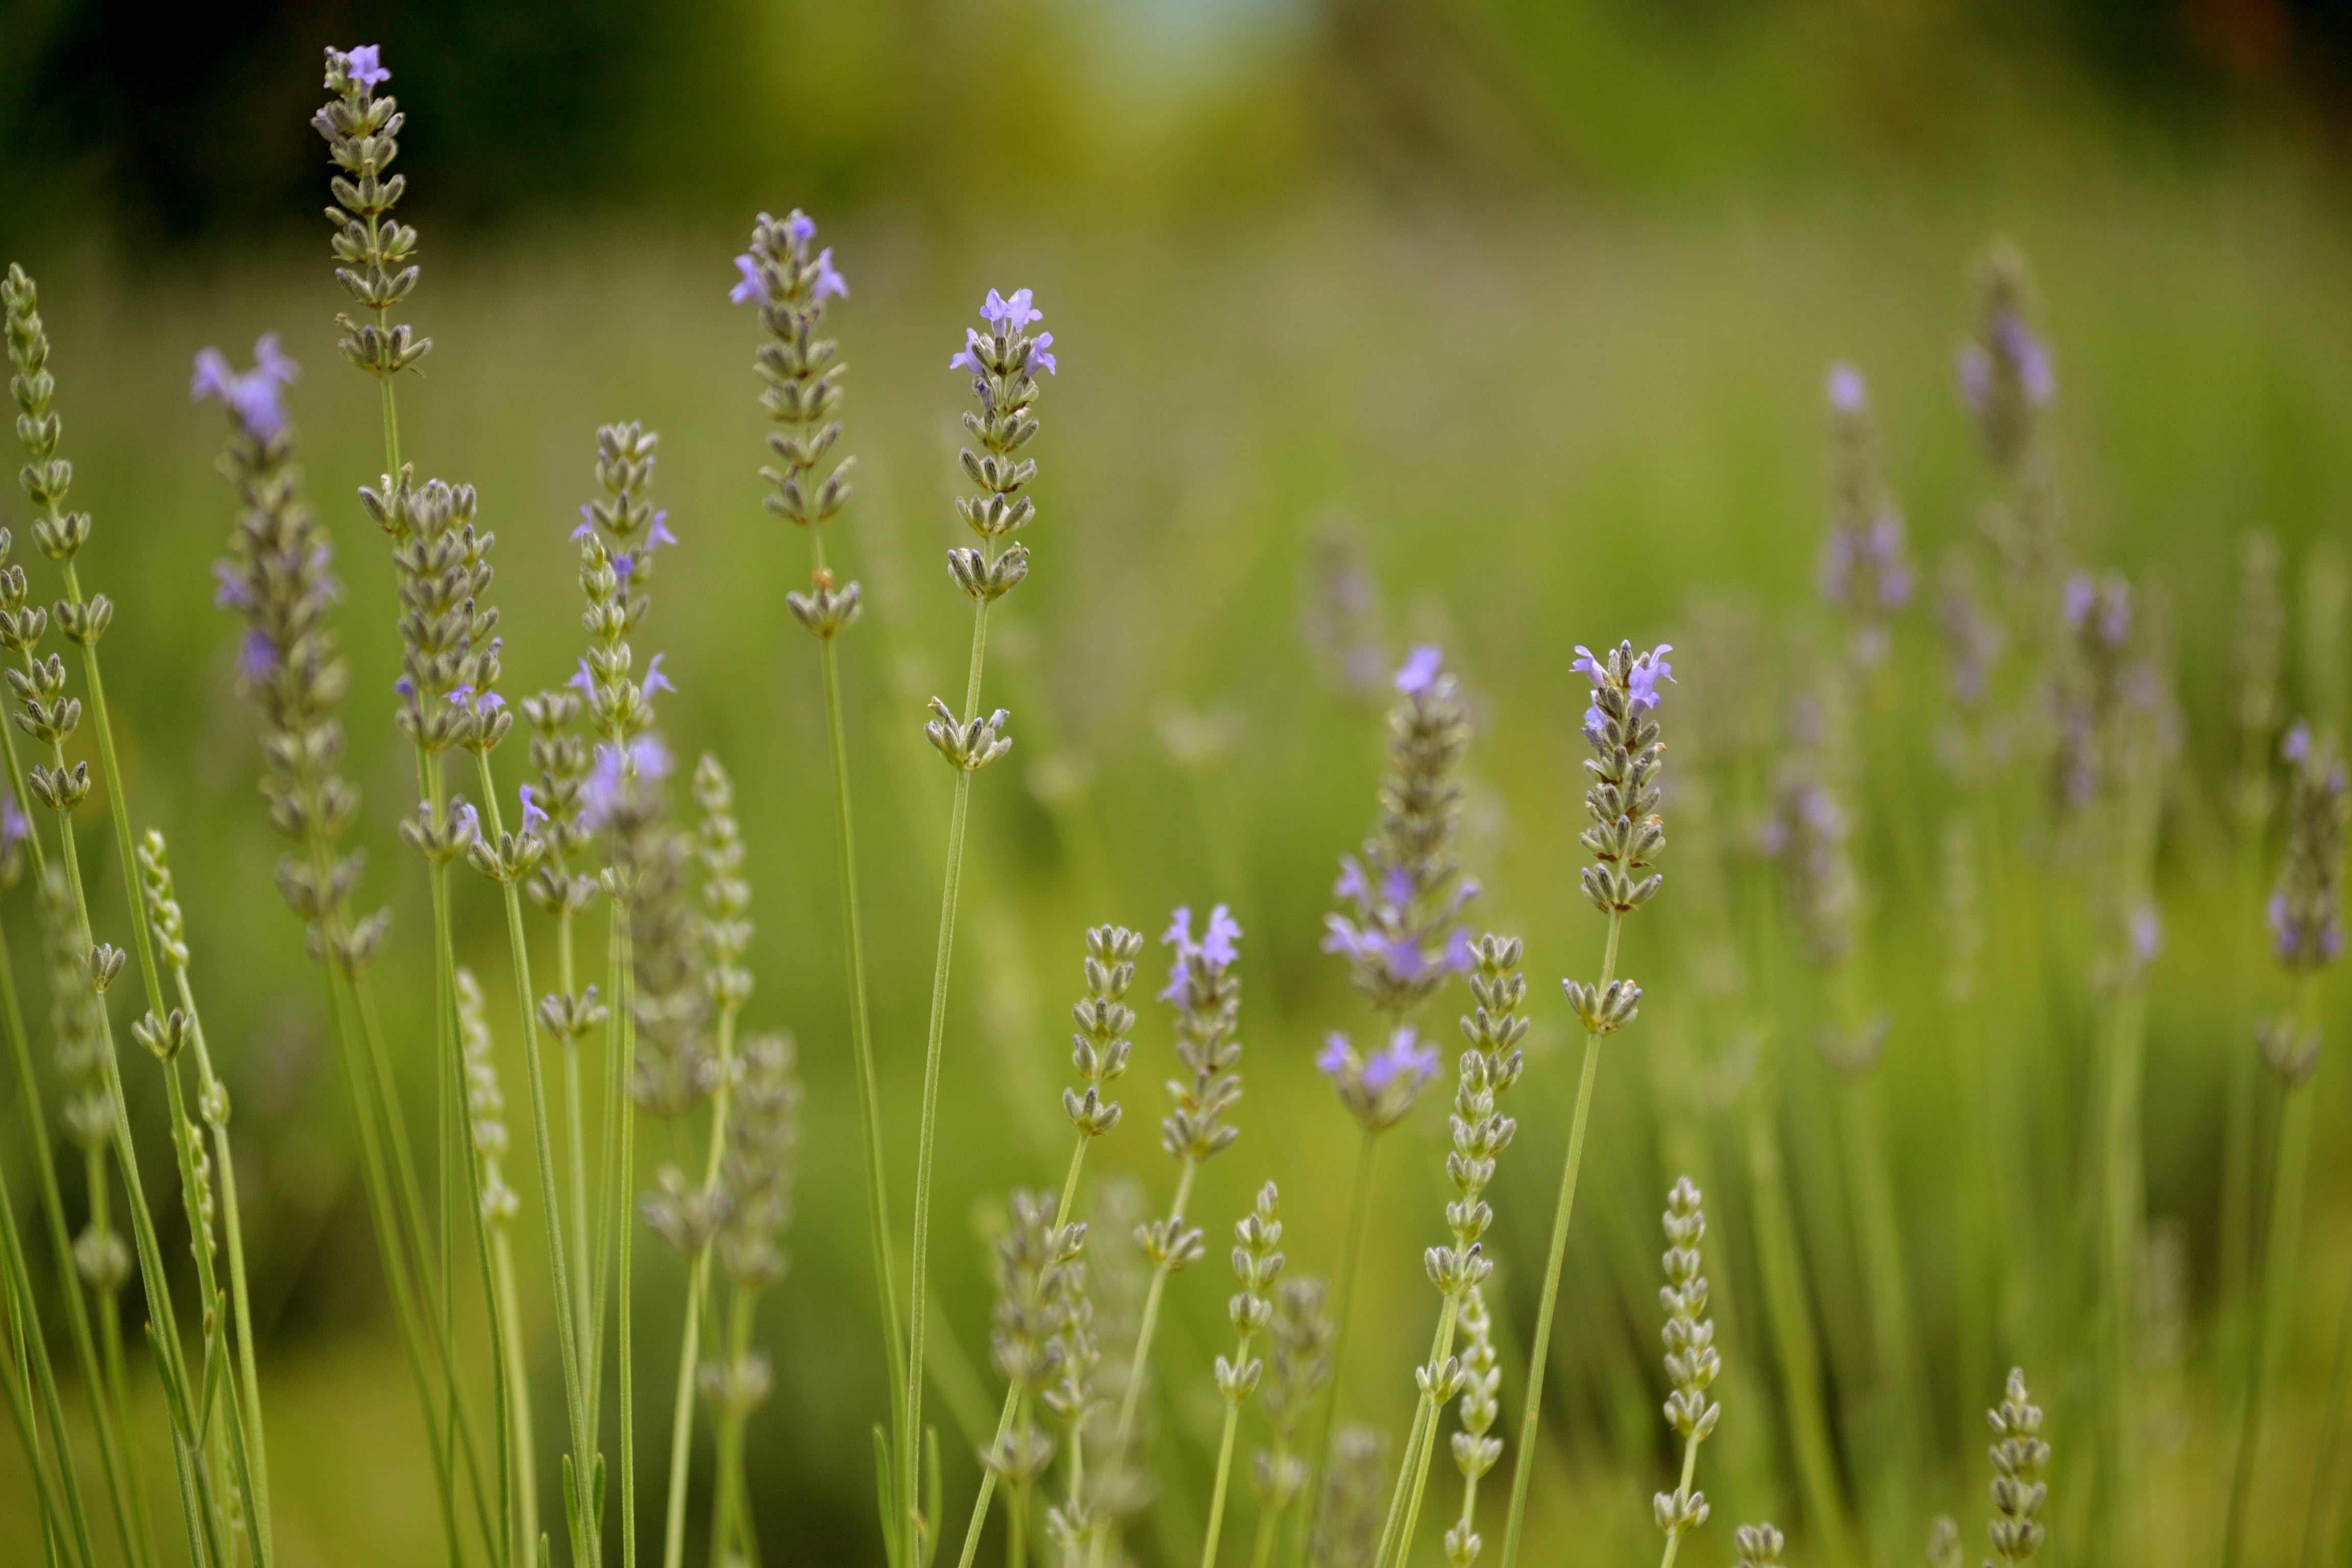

left=1394, top=645, right=1443, bottom=696
left=729, top=254, right=768, bottom=306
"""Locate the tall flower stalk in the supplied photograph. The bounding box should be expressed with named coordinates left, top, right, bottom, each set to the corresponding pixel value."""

left=731, top=215, right=911, bottom=1506
left=904, top=285, right=1056, bottom=1568
left=1307, top=645, right=1473, bottom=1555
left=1496, top=641, right=1673, bottom=1568
left=1247, top=1279, right=1334, bottom=1568
left=2, top=262, right=153, bottom=1568
left=2222, top=721, right=2344, bottom=1568
left=1089, top=906, right=1244, bottom=1568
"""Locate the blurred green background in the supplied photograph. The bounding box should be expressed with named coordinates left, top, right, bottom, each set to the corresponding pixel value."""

left=7, top=1, right=2352, bottom=1564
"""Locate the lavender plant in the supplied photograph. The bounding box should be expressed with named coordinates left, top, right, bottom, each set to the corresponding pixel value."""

left=904, top=285, right=1057, bottom=1568
left=1984, top=1369, right=2050, bottom=1567
left=1497, top=640, right=1672, bottom=1568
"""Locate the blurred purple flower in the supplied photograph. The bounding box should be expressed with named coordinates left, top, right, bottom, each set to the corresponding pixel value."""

left=729, top=254, right=769, bottom=306
left=1827, top=363, right=1867, bottom=414
left=981, top=288, right=1042, bottom=331
left=1394, top=645, right=1443, bottom=696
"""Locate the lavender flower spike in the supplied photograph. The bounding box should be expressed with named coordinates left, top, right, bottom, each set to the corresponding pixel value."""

left=192, top=337, right=301, bottom=442
left=1319, top=1025, right=1442, bottom=1133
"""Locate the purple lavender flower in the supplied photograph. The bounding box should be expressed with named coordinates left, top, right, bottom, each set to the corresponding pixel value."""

left=1024, top=332, right=1057, bottom=377
left=191, top=336, right=300, bottom=441
left=812, top=248, right=848, bottom=303
left=729, top=253, right=770, bottom=306
left=1394, top=645, right=1443, bottom=696
left=2130, top=903, right=2164, bottom=968
left=1319, top=1025, right=1442, bottom=1132
left=2271, top=721, right=2347, bottom=970
left=0, top=794, right=28, bottom=854
left=212, top=561, right=254, bottom=610
left=1827, top=363, right=1867, bottom=414
left=1163, top=903, right=1242, bottom=1001
left=573, top=504, right=597, bottom=542
left=642, top=651, right=675, bottom=697
left=342, top=45, right=389, bottom=89
left=649, top=511, right=678, bottom=549
left=237, top=630, right=278, bottom=682
left=519, top=785, right=548, bottom=835
left=949, top=328, right=986, bottom=374
left=982, top=288, right=1042, bottom=331
left=1626, top=645, right=1675, bottom=712
left=786, top=211, right=816, bottom=246
left=454, top=801, right=481, bottom=841
left=568, top=658, right=596, bottom=696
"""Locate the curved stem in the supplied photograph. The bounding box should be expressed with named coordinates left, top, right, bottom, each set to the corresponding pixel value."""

left=1370, top=1298, right=1459, bottom=1568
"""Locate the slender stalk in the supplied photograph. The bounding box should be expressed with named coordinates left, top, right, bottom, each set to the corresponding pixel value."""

left=1083, top=1159, right=1198, bottom=1568
left=2218, top=836, right=2268, bottom=1382
left=1496, top=910, right=1623, bottom=1568
left=1370, top=1298, right=1460, bottom=1568
left=1654, top=1436, right=1702, bottom=1568
left=1287, top=1127, right=1376, bottom=1568
left=2225, top=1046, right=2317, bottom=1568
left=706, top=1287, right=758, bottom=1567
left=660, top=1003, right=742, bottom=1568
left=905, top=590, right=998, bottom=1568
left=1198, top=1405, right=1245, bottom=1568
left=0, top=1155, right=98, bottom=1568
left=0, top=871, right=148, bottom=1568
left=810, top=527, right=910, bottom=1429
left=493, top=1230, right=540, bottom=1568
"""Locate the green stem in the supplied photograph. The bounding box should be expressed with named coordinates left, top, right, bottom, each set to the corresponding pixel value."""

left=1496, top=910, right=1623, bottom=1568
left=1653, top=1435, right=1701, bottom=1568
left=0, top=1154, right=99, bottom=1568
left=661, top=1003, right=742, bottom=1568
left=0, top=876, right=148, bottom=1568
left=2098, top=976, right=2150, bottom=1566
left=493, top=1229, right=540, bottom=1568
left=905, top=591, right=997, bottom=1568
left=1247, top=1481, right=1287, bottom=1568
left=2225, top=1059, right=2317, bottom=1568
left=1289, top=1126, right=1377, bottom=1568
left=1370, top=1297, right=1458, bottom=1568
left=1742, top=1039, right=1853, bottom=1565
left=707, top=1286, right=759, bottom=1567
left=2218, top=835, right=2268, bottom=1393
left=810, top=525, right=912, bottom=1464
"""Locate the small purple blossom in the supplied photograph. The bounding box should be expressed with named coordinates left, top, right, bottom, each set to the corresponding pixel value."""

left=613, top=555, right=635, bottom=581
left=729, top=253, right=770, bottom=306
left=212, top=562, right=253, bottom=610
left=949, top=329, right=986, bottom=374
left=1828, top=363, right=1867, bottom=414
left=0, top=794, right=27, bottom=853
left=344, top=45, right=388, bottom=89
left=2285, top=723, right=2313, bottom=765
left=812, top=247, right=848, bottom=303
left=191, top=335, right=300, bottom=441
left=1333, top=857, right=1369, bottom=904
left=1024, top=333, right=1057, bottom=377
left=454, top=802, right=481, bottom=840
left=1162, top=902, right=1242, bottom=1002
left=1394, top=646, right=1443, bottom=696
left=573, top=504, right=596, bottom=542
left=1316, top=1034, right=1352, bottom=1079
left=568, top=659, right=596, bottom=696
left=1627, top=645, right=1675, bottom=712
left=786, top=211, right=816, bottom=247
left=1361, top=1027, right=1440, bottom=1093
left=642, top=652, right=674, bottom=697
left=394, top=675, right=416, bottom=700
left=981, top=288, right=1042, bottom=331
left=519, top=785, right=548, bottom=835
left=237, top=631, right=278, bottom=682
left=649, top=511, right=677, bottom=549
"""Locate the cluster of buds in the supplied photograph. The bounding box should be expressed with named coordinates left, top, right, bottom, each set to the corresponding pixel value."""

left=694, top=755, right=753, bottom=1018
left=364, top=474, right=506, bottom=763
left=985, top=1190, right=1086, bottom=1488
left=626, top=813, right=714, bottom=1121
left=1216, top=1183, right=1284, bottom=1406
left=1317, top=1025, right=1441, bottom=1133
left=519, top=690, right=598, bottom=920
left=1426, top=964, right=1526, bottom=1310
left=945, top=287, right=1056, bottom=606
left=1653, top=1177, right=1720, bottom=1546
left=1324, top=647, right=1477, bottom=1014
left=201, top=338, right=381, bottom=968
left=7, top=266, right=100, bottom=566
left=924, top=697, right=1012, bottom=773
left=1442, top=1284, right=1503, bottom=1567
left=1960, top=242, right=2059, bottom=597
left=1158, top=904, right=1244, bottom=1168
left=1042, top=1250, right=1104, bottom=1558
left=712, top=1033, right=801, bottom=1295
left=134, top=832, right=223, bottom=1113
left=2259, top=721, right=2345, bottom=1086
left=40, top=867, right=125, bottom=1291
left=1732, top=1523, right=1785, bottom=1567
left=456, top=970, right=520, bottom=1228
left=1250, top=1277, right=1333, bottom=1513
left=1064, top=924, right=1141, bottom=1138
left=1312, top=1426, right=1390, bottom=1568
left=1984, top=1368, right=2050, bottom=1565
left=571, top=425, right=675, bottom=780
left=1565, top=641, right=1672, bottom=1035
left=1821, top=365, right=1913, bottom=668
left=313, top=45, right=429, bottom=378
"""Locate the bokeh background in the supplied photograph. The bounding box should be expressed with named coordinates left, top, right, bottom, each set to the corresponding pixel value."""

left=7, top=1, right=2352, bottom=1564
